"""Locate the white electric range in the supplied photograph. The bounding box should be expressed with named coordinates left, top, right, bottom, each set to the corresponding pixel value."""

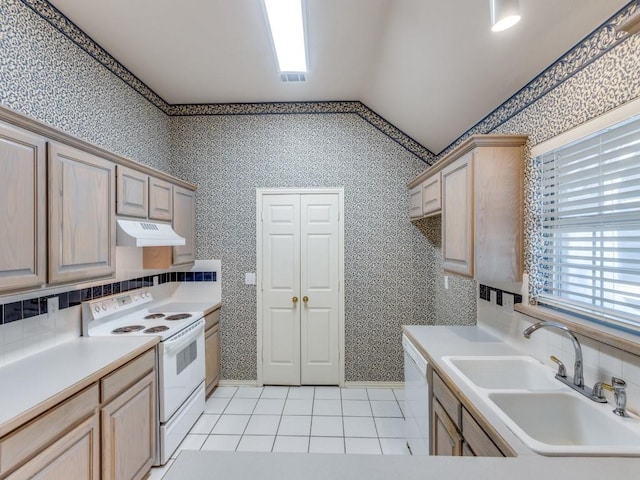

left=82, top=289, right=206, bottom=465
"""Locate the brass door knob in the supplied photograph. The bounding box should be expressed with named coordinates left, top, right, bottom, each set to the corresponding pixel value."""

left=292, top=296, right=299, bottom=304
left=302, top=296, right=309, bottom=303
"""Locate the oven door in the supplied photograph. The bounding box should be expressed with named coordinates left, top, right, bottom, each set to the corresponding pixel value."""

left=158, top=318, right=206, bottom=423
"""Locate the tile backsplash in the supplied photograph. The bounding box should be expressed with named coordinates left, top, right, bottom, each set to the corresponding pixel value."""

left=0, top=271, right=217, bottom=325
left=477, top=295, right=640, bottom=416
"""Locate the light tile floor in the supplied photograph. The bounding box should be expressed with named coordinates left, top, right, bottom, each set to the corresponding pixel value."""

left=149, top=385, right=408, bottom=479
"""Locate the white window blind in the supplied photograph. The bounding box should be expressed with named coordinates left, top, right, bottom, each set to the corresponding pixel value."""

left=538, top=113, right=640, bottom=330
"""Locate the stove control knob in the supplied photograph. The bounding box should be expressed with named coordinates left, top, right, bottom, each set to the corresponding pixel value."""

left=101, top=304, right=107, bottom=311
left=94, top=306, right=100, bottom=313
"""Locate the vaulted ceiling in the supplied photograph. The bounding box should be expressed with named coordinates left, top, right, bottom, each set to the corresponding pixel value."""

left=48, top=0, right=629, bottom=154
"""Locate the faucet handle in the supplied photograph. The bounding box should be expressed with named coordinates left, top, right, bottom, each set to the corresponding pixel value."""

left=550, top=355, right=567, bottom=378
left=600, top=377, right=628, bottom=417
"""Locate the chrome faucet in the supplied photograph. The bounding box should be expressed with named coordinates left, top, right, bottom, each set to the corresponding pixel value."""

left=523, top=321, right=584, bottom=387
left=523, top=321, right=606, bottom=403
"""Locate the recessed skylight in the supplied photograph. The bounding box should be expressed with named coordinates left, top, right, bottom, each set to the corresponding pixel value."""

left=263, top=0, right=307, bottom=73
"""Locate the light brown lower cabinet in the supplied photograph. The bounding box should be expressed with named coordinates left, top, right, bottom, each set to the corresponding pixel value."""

left=205, top=308, right=221, bottom=397
left=101, top=372, right=156, bottom=480
left=432, top=400, right=462, bottom=456
left=0, top=349, right=157, bottom=480
left=6, top=413, right=100, bottom=480
left=430, top=368, right=513, bottom=457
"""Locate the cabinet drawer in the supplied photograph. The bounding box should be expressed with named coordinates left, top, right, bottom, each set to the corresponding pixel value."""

left=461, top=408, right=503, bottom=457
left=432, top=371, right=461, bottom=427
left=101, top=349, right=156, bottom=404
left=205, top=308, right=221, bottom=331
left=0, top=384, right=99, bottom=476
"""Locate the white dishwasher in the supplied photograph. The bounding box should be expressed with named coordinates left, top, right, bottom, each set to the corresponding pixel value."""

left=403, top=334, right=430, bottom=455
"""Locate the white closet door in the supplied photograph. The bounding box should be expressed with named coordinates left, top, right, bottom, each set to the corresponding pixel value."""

left=261, top=195, right=301, bottom=386
left=300, top=194, right=340, bottom=384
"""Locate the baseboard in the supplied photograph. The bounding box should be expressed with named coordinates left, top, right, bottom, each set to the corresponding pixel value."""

left=344, top=381, right=404, bottom=389
left=217, top=380, right=404, bottom=389
left=218, top=380, right=258, bottom=386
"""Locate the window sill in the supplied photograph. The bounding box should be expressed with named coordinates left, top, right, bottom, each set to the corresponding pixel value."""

left=514, top=304, right=640, bottom=357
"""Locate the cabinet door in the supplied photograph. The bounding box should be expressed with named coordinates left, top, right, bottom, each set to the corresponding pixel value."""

left=422, top=174, right=441, bottom=216
left=7, top=414, right=100, bottom=480
left=0, top=123, right=47, bottom=292
left=441, top=152, right=473, bottom=277
left=172, top=186, right=195, bottom=266
left=205, top=323, right=221, bottom=396
left=461, top=407, right=504, bottom=457
left=432, top=400, right=462, bottom=456
left=48, top=143, right=116, bottom=284
left=117, top=166, right=148, bottom=218
left=149, top=177, right=173, bottom=221
left=101, top=371, right=156, bottom=480
left=409, top=184, right=423, bottom=219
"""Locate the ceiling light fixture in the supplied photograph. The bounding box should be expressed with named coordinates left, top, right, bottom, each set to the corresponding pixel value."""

left=490, top=0, right=521, bottom=32
left=263, top=0, right=307, bottom=74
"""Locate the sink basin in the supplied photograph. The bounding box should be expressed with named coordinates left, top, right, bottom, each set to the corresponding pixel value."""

left=489, top=392, right=640, bottom=456
left=443, top=355, right=562, bottom=390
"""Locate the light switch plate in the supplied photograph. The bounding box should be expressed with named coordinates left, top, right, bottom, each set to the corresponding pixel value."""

left=245, top=272, right=256, bottom=285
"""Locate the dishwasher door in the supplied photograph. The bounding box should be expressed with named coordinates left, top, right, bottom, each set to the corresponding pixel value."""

left=403, top=334, right=430, bottom=455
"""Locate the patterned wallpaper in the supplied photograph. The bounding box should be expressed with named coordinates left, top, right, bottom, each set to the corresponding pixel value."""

left=170, top=113, right=434, bottom=382
left=0, top=0, right=171, bottom=171
left=2, top=0, right=640, bottom=382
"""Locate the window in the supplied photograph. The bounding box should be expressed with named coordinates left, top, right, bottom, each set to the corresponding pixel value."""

left=537, top=113, right=640, bottom=331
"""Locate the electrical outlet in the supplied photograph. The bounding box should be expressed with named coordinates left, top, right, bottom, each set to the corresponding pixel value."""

left=47, top=296, right=59, bottom=318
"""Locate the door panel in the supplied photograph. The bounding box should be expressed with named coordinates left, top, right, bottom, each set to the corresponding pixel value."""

left=260, top=192, right=341, bottom=386
left=261, top=195, right=301, bottom=386
left=300, top=194, right=340, bottom=385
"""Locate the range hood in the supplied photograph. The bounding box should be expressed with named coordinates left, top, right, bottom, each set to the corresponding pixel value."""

left=116, top=219, right=185, bottom=247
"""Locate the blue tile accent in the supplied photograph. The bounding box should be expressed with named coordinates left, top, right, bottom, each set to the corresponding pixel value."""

left=4, top=301, right=23, bottom=323
left=57, top=292, right=69, bottom=309
left=0, top=270, right=219, bottom=326
left=22, top=298, right=39, bottom=319
left=68, top=290, right=81, bottom=307
left=81, top=288, right=92, bottom=302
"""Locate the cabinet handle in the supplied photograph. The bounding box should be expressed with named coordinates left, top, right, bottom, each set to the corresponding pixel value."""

left=292, top=296, right=299, bottom=304
left=302, top=296, right=309, bottom=303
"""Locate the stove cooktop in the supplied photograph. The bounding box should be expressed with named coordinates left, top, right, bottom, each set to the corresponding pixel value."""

left=82, top=289, right=204, bottom=341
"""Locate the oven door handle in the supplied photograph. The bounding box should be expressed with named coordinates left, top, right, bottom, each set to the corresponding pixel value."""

left=163, top=319, right=205, bottom=354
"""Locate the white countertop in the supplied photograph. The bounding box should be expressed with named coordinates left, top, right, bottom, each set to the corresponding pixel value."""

left=166, top=450, right=640, bottom=480
left=0, top=336, right=158, bottom=437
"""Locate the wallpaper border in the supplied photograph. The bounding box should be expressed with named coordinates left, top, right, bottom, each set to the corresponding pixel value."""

left=434, top=1, right=639, bottom=159
left=18, top=0, right=638, bottom=163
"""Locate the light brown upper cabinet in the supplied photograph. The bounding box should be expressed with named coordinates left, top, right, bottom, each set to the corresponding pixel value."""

left=409, top=173, right=442, bottom=220
left=409, top=184, right=423, bottom=219
left=0, top=122, right=47, bottom=293
left=48, top=142, right=116, bottom=284
left=172, top=186, right=195, bottom=266
left=149, top=177, right=173, bottom=221
left=117, top=165, right=174, bottom=222
left=408, top=135, right=527, bottom=286
left=116, top=165, right=148, bottom=218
